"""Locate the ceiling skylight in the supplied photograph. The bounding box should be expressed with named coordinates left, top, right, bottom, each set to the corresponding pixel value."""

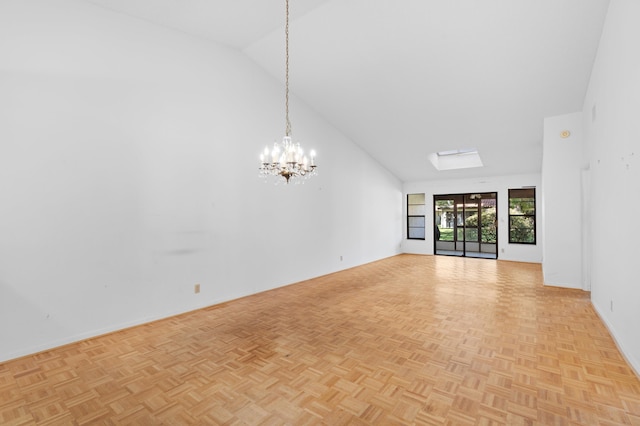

left=429, top=148, right=483, bottom=171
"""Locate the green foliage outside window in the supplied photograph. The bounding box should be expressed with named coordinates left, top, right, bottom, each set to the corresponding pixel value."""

left=463, top=208, right=496, bottom=243
left=509, top=189, right=536, bottom=244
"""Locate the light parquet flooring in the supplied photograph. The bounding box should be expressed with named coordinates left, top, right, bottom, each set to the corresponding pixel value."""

left=2, top=254, right=640, bottom=425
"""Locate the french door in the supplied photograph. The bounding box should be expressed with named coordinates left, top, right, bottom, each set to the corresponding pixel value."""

left=434, top=193, right=498, bottom=259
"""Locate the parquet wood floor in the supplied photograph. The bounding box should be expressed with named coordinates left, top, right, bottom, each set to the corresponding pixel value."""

left=2, top=254, right=640, bottom=425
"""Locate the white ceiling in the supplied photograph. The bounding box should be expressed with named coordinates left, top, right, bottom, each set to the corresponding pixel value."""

left=85, top=0, right=610, bottom=182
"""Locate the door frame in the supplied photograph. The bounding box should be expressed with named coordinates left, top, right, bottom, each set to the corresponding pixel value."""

left=433, top=192, right=498, bottom=259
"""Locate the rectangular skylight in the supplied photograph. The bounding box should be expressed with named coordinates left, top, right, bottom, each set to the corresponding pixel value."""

left=436, top=148, right=478, bottom=157
left=429, top=148, right=483, bottom=171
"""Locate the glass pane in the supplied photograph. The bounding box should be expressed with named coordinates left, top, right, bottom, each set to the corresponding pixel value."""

left=480, top=202, right=497, bottom=244
left=436, top=225, right=454, bottom=241
left=408, top=216, right=425, bottom=227
left=435, top=200, right=455, bottom=239
left=510, top=216, right=535, bottom=243
left=520, top=200, right=535, bottom=215
left=509, top=188, right=535, bottom=199
left=408, top=227, right=425, bottom=239
left=408, top=205, right=426, bottom=215
left=435, top=199, right=454, bottom=209
left=464, top=209, right=478, bottom=229
left=465, top=228, right=478, bottom=242
left=465, top=209, right=478, bottom=221
left=408, top=193, right=425, bottom=204
left=510, top=198, right=535, bottom=215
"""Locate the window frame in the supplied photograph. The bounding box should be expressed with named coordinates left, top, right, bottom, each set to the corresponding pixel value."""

left=508, top=188, right=536, bottom=245
left=407, top=193, right=426, bottom=240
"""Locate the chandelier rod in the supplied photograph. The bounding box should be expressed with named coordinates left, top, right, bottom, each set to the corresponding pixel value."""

left=285, top=0, right=291, bottom=137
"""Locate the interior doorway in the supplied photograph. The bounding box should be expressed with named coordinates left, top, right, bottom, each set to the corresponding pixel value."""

left=434, top=192, right=498, bottom=259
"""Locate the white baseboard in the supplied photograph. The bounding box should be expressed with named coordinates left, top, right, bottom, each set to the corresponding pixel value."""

left=0, top=299, right=229, bottom=364
left=592, top=300, right=640, bottom=379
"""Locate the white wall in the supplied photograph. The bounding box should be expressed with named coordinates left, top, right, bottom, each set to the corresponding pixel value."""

left=0, top=0, right=402, bottom=362
left=541, top=112, right=585, bottom=289
left=403, top=174, right=542, bottom=263
left=582, top=0, right=640, bottom=374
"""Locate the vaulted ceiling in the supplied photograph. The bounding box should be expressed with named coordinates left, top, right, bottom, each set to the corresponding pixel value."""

left=84, top=0, right=610, bottom=182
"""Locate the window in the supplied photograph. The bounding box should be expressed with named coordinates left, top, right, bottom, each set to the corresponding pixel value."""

left=407, top=193, right=426, bottom=239
left=509, top=188, right=536, bottom=244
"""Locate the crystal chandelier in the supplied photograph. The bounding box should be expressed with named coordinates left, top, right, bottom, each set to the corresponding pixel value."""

left=259, top=0, right=317, bottom=184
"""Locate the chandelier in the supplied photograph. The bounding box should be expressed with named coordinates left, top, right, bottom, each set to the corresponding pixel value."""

left=259, top=0, right=317, bottom=184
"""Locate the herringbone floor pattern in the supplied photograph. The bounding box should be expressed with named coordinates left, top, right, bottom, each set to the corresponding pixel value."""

left=1, top=254, right=639, bottom=425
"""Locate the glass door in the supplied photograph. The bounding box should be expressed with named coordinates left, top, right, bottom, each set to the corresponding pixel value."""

left=434, top=193, right=497, bottom=259
left=434, top=196, right=459, bottom=255
left=479, top=196, right=497, bottom=257
left=462, top=194, right=480, bottom=256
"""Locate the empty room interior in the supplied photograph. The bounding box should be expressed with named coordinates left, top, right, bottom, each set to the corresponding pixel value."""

left=1, top=0, right=640, bottom=424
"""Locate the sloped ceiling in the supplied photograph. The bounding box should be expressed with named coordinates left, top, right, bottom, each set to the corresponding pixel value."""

left=85, top=0, right=610, bottom=182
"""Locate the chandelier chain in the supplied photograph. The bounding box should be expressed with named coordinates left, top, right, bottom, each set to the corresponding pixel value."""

left=285, top=0, right=291, bottom=136
left=258, top=0, right=317, bottom=184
